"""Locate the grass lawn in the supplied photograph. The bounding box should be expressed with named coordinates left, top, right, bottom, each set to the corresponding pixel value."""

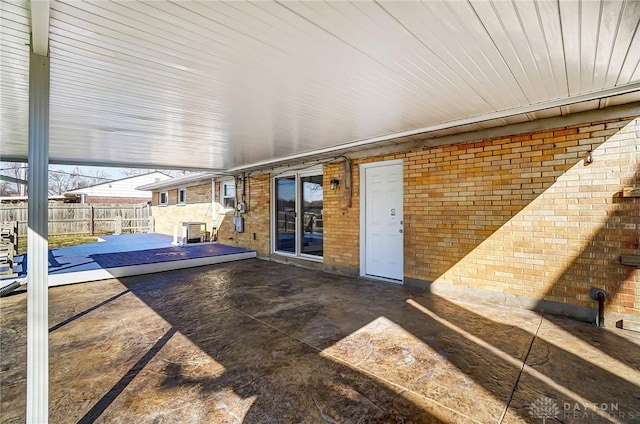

left=16, top=234, right=101, bottom=255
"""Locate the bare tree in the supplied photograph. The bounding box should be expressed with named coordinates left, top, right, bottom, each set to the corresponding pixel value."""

left=47, top=167, right=112, bottom=195
left=120, top=168, right=151, bottom=177
left=2, top=163, right=191, bottom=198
left=0, top=162, right=27, bottom=196
left=47, top=168, right=75, bottom=195
left=0, top=180, right=18, bottom=197
left=79, top=169, right=112, bottom=188
left=120, top=168, right=192, bottom=178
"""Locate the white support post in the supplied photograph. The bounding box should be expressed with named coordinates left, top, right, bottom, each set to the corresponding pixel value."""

left=172, top=225, right=179, bottom=245
left=182, top=225, right=188, bottom=246
left=211, top=178, right=218, bottom=237
left=26, top=51, right=50, bottom=424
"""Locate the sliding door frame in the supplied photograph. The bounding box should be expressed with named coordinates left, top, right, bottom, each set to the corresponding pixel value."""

left=271, top=166, right=324, bottom=261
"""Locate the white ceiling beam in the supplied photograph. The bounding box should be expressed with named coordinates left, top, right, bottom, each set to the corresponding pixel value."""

left=30, top=0, right=50, bottom=56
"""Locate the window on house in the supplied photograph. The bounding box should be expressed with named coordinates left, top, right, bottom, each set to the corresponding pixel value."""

left=159, top=191, right=168, bottom=206
left=178, top=188, right=186, bottom=205
left=221, top=180, right=236, bottom=212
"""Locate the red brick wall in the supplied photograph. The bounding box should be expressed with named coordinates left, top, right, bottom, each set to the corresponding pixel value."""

left=321, top=117, right=639, bottom=318
left=84, top=196, right=149, bottom=205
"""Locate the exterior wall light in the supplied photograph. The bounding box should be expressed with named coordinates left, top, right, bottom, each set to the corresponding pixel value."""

left=585, top=150, right=593, bottom=164
left=330, top=179, right=340, bottom=190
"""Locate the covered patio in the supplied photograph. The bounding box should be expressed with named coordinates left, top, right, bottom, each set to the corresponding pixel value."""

left=1, top=1, right=639, bottom=421
left=2, top=260, right=639, bottom=423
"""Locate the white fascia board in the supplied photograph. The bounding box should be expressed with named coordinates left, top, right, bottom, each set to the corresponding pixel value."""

left=136, top=172, right=218, bottom=191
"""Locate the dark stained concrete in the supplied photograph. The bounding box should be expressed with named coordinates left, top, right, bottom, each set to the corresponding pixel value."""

left=1, top=259, right=639, bottom=423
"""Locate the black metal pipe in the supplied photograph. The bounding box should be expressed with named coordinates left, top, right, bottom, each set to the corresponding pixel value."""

left=596, top=291, right=606, bottom=327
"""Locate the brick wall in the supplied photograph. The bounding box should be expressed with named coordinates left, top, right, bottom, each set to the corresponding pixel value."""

left=145, top=117, right=639, bottom=319
left=323, top=164, right=360, bottom=270
left=215, top=175, right=271, bottom=255
left=404, top=118, right=638, bottom=319
left=151, top=183, right=213, bottom=236
left=84, top=196, right=149, bottom=204
left=322, top=116, right=639, bottom=319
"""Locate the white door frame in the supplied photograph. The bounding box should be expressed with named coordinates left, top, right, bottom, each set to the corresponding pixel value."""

left=359, top=159, right=404, bottom=282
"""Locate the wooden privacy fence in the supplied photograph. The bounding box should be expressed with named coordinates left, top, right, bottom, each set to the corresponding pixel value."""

left=0, top=203, right=152, bottom=236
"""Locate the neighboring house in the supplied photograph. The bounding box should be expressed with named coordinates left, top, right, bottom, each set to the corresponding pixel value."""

left=139, top=172, right=265, bottom=246
left=65, top=172, right=171, bottom=204
left=143, top=109, right=640, bottom=323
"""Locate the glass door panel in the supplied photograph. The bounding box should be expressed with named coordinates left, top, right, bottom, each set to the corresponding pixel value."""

left=275, top=176, right=296, bottom=253
left=301, top=175, right=323, bottom=257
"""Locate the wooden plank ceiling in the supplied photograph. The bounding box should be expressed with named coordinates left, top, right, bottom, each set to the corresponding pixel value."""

left=1, top=0, right=639, bottom=171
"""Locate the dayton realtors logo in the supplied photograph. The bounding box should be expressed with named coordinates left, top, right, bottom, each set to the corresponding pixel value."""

left=528, top=397, right=560, bottom=423
left=529, top=397, right=637, bottom=422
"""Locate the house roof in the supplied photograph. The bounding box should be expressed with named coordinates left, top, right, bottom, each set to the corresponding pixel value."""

left=1, top=1, right=639, bottom=172
left=136, top=172, right=218, bottom=191
left=65, top=171, right=172, bottom=198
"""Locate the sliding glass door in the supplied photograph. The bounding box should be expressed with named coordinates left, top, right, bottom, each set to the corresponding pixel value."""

left=274, top=170, right=323, bottom=259
left=275, top=176, right=296, bottom=253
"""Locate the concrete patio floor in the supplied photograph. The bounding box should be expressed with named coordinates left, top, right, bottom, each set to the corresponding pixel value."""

left=1, top=259, right=639, bottom=423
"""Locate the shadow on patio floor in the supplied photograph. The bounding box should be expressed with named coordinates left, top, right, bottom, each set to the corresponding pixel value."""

left=1, top=259, right=639, bottom=423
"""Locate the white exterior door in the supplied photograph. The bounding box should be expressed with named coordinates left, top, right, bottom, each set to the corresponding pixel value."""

left=361, top=160, right=403, bottom=281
